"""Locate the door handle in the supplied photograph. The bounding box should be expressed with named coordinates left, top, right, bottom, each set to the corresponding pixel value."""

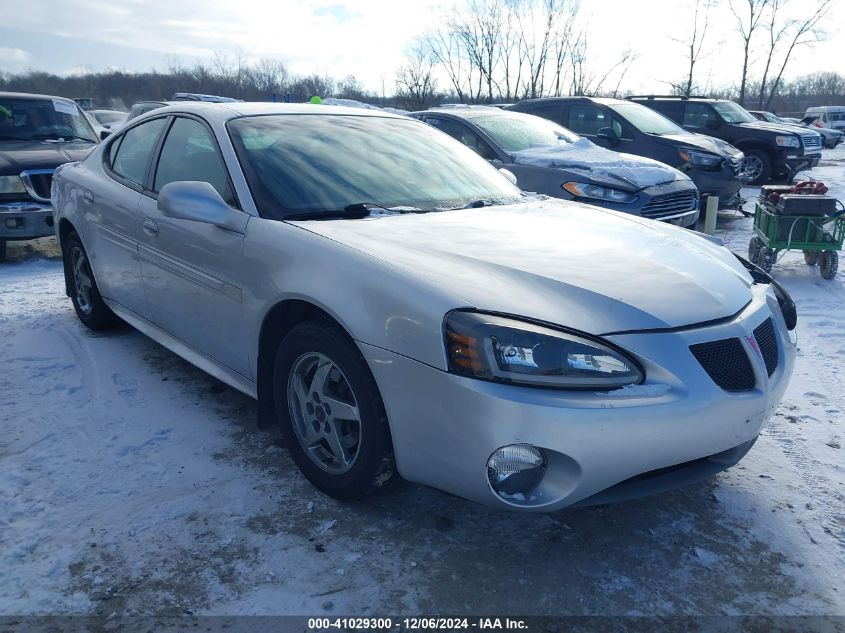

left=82, top=190, right=94, bottom=205
left=142, top=218, right=159, bottom=237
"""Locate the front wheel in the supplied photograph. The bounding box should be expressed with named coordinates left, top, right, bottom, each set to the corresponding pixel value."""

left=819, top=250, right=838, bottom=280
left=748, top=236, right=762, bottom=262
left=803, top=250, right=819, bottom=266
left=273, top=320, right=397, bottom=500
left=64, top=231, right=121, bottom=330
left=743, top=149, right=771, bottom=185
left=757, top=246, right=774, bottom=273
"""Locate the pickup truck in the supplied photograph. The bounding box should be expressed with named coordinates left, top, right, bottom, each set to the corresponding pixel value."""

left=0, top=92, right=98, bottom=261
left=629, top=96, right=822, bottom=185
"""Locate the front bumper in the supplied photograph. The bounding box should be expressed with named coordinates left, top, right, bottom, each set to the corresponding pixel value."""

left=0, top=201, right=54, bottom=240
left=362, top=284, right=795, bottom=511
left=784, top=153, right=821, bottom=176
left=688, top=168, right=743, bottom=209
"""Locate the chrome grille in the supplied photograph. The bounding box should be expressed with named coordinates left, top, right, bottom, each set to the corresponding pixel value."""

left=641, top=190, right=698, bottom=219
left=753, top=318, right=778, bottom=377
left=690, top=338, right=756, bottom=392
left=801, top=133, right=822, bottom=153
left=20, top=169, right=55, bottom=203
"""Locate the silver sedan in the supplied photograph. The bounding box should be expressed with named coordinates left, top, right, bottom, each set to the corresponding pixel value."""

left=52, top=103, right=797, bottom=511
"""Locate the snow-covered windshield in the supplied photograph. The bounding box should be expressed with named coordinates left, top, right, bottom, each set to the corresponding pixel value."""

left=0, top=97, right=97, bottom=143
left=228, top=114, right=521, bottom=219
left=606, top=102, right=685, bottom=136
left=469, top=113, right=579, bottom=153
left=713, top=102, right=756, bottom=124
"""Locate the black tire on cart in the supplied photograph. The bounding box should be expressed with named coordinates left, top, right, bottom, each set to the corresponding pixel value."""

left=803, top=250, right=820, bottom=266
left=748, top=236, right=762, bottom=262
left=819, top=251, right=838, bottom=280
left=757, top=246, right=774, bottom=273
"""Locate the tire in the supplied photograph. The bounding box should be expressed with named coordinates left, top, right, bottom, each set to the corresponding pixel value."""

left=819, top=250, right=838, bottom=280
left=273, top=320, right=397, bottom=500
left=743, top=149, right=771, bottom=185
left=64, top=231, right=121, bottom=330
left=0, top=239, right=6, bottom=263
left=803, top=250, right=819, bottom=266
left=757, top=246, right=774, bottom=273
left=748, top=236, right=762, bottom=262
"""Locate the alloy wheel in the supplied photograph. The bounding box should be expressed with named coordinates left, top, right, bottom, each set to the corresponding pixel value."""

left=743, top=155, right=763, bottom=183
left=71, top=246, right=94, bottom=314
left=287, top=352, right=362, bottom=474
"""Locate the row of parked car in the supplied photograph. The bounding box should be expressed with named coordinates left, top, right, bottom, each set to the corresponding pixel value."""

left=0, top=89, right=839, bottom=261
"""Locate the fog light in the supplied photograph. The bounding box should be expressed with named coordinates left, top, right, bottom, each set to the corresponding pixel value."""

left=487, top=444, right=546, bottom=498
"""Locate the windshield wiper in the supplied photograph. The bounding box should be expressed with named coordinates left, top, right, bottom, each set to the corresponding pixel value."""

left=283, top=202, right=401, bottom=221
left=31, top=133, right=95, bottom=143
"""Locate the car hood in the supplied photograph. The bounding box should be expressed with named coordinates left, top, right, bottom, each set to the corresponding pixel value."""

left=739, top=120, right=805, bottom=135
left=0, top=140, right=95, bottom=175
left=293, top=200, right=753, bottom=334
left=655, top=132, right=743, bottom=157
left=510, top=138, right=682, bottom=190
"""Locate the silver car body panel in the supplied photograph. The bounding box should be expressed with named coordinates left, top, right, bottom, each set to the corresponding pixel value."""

left=52, top=102, right=796, bottom=510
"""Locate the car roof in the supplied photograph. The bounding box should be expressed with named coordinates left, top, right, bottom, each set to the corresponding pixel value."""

left=0, top=91, right=77, bottom=103
left=515, top=96, right=629, bottom=106
left=412, top=105, right=509, bottom=120
left=141, top=101, right=409, bottom=124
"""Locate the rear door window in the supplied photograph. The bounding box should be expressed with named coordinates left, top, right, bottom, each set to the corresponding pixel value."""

left=111, top=117, right=167, bottom=186
left=524, top=103, right=566, bottom=126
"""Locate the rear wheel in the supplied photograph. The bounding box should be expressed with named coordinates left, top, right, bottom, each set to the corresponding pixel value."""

left=819, top=251, right=838, bottom=280
left=273, top=320, right=397, bottom=500
left=803, top=250, right=819, bottom=266
left=64, top=231, right=121, bottom=330
left=743, top=150, right=771, bottom=185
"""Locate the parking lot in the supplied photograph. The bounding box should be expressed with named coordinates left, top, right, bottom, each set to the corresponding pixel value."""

left=1, top=149, right=844, bottom=620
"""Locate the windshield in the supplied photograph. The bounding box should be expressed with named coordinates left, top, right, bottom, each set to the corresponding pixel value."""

left=713, top=101, right=756, bottom=124
left=606, top=102, right=686, bottom=136
left=228, top=114, right=521, bottom=219
left=0, top=97, right=97, bottom=142
left=468, top=113, right=579, bottom=152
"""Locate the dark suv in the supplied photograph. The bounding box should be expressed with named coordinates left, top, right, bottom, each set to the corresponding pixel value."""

left=628, top=96, right=822, bottom=185
left=508, top=97, right=745, bottom=208
left=0, top=92, right=99, bottom=261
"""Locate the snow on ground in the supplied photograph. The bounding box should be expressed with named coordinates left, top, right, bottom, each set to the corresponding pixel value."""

left=1, top=148, right=844, bottom=620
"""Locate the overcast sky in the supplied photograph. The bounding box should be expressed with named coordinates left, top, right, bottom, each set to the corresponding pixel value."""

left=1, top=0, right=843, bottom=95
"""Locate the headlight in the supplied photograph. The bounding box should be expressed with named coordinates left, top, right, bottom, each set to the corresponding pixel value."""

left=562, top=182, right=637, bottom=204
left=443, top=311, right=644, bottom=390
left=678, top=149, right=723, bottom=171
left=775, top=135, right=800, bottom=148
left=0, top=175, right=26, bottom=194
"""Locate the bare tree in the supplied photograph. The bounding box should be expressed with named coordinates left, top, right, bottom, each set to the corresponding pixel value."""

left=671, top=0, right=717, bottom=96
left=729, top=0, right=769, bottom=106
left=396, top=45, right=438, bottom=108
left=758, top=0, right=833, bottom=109
left=249, top=58, right=289, bottom=98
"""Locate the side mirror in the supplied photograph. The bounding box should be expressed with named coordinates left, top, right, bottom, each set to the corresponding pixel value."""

left=157, top=181, right=247, bottom=233
left=596, top=126, right=619, bottom=146
left=99, top=129, right=111, bottom=140
left=704, top=119, right=721, bottom=130
left=498, top=168, right=518, bottom=186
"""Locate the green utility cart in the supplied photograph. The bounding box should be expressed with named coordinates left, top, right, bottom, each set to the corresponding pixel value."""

left=748, top=184, right=844, bottom=280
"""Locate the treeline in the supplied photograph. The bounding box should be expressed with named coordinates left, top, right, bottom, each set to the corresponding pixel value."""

left=0, top=56, right=389, bottom=111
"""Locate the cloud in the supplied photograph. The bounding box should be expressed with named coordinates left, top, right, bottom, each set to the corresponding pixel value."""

left=0, top=47, right=31, bottom=64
